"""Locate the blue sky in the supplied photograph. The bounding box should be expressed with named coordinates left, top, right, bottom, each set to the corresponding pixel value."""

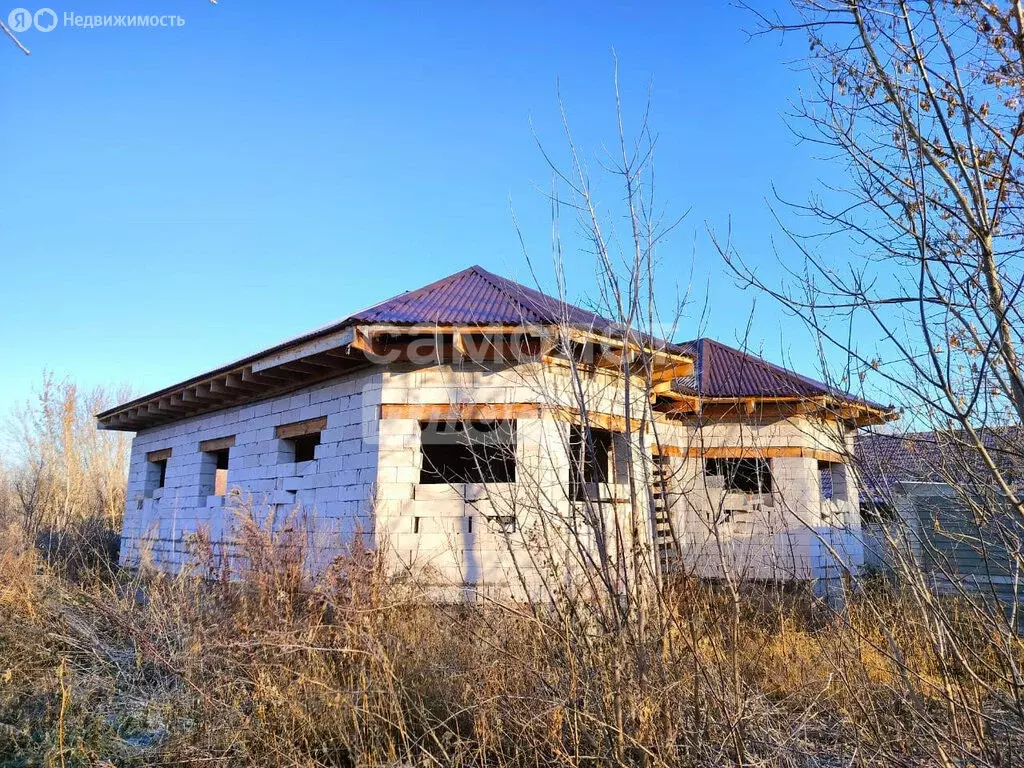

left=0, top=1, right=847, bottom=413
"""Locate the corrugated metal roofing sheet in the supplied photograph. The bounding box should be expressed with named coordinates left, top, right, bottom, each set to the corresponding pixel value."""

left=351, top=265, right=613, bottom=329
left=671, top=337, right=885, bottom=407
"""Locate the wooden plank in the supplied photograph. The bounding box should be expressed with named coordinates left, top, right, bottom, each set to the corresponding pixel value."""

left=567, top=328, right=693, bottom=364
left=146, top=447, right=172, bottom=462
left=353, top=335, right=542, bottom=366
left=381, top=403, right=544, bottom=421
left=223, top=373, right=259, bottom=392
left=214, top=468, right=228, bottom=496
left=659, top=396, right=701, bottom=414
left=199, top=435, right=236, bottom=453
left=651, top=444, right=685, bottom=458
left=251, top=327, right=355, bottom=373
left=353, top=323, right=692, bottom=368
left=275, top=416, right=329, bottom=440
left=380, top=402, right=648, bottom=432
left=156, top=397, right=187, bottom=412
left=650, top=362, right=694, bottom=383
left=550, top=407, right=645, bottom=433
left=682, top=445, right=845, bottom=463
left=350, top=327, right=373, bottom=354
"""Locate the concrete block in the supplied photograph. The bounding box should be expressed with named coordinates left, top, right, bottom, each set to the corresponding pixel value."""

left=378, top=483, right=414, bottom=500
left=282, top=475, right=314, bottom=492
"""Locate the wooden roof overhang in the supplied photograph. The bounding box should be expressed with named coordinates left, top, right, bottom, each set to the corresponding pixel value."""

left=652, top=393, right=897, bottom=427
left=96, top=323, right=694, bottom=432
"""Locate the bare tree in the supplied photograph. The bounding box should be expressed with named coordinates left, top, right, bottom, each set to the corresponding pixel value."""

left=714, top=1, right=1024, bottom=762
left=3, top=372, right=133, bottom=536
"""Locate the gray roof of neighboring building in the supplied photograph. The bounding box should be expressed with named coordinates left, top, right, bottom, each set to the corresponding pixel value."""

left=856, top=428, right=1024, bottom=498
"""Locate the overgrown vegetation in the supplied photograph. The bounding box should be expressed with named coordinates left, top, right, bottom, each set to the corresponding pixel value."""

left=1, top=523, right=1021, bottom=767
left=1, top=373, right=131, bottom=537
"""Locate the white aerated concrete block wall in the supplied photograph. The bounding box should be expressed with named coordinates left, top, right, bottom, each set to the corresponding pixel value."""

left=374, top=362, right=657, bottom=602
left=119, top=356, right=865, bottom=598
left=658, top=416, right=865, bottom=585
left=119, top=369, right=382, bottom=574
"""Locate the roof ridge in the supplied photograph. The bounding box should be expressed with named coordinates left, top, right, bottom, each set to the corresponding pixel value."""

left=465, top=265, right=609, bottom=329
left=352, top=265, right=481, bottom=319
left=462, top=265, right=534, bottom=323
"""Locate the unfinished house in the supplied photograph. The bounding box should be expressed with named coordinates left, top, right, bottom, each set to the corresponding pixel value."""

left=97, top=266, right=893, bottom=599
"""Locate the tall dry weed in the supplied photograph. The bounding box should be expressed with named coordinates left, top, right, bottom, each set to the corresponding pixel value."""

left=2, top=516, right=1022, bottom=767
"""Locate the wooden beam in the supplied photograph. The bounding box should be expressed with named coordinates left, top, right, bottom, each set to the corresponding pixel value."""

left=199, top=435, right=237, bottom=453
left=551, top=407, right=645, bottom=433
left=224, top=373, right=260, bottom=392
left=157, top=397, right=188, bottom=413
left=251, top=327, right=355, bottom=373
left=352, top=324, right=693, bottom=368
left=651, top=444, right=685, bottom=458
left=275, top=416, right=329, bottom=440
left=651, top=362, right=694, bottom=383
left=380, top=402, right=656, bottom=432
left=651, top=380, right=676, bottom=395
left=381, top=403, right=544, bottom=421
left=682, top=446, right=845, bottom=463
left=242, top=367, right=291, bottom=383
left=146, top=447, right=172, bottom=462
left=794, top=400, right=823, bottom=415
left=659, top=396, right=701, bottom=415
left=350, top=327, right=373, bottom=354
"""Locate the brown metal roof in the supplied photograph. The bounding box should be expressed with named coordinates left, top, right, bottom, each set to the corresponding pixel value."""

left=673, top=337, right=888, bottom=409
left=96, top=265, right=687, bottom=430
left=352, top=265, right=610, bottom=328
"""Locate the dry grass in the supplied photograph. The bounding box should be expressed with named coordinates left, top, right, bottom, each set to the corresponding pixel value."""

left=1, top=523, right=1022, bottom=768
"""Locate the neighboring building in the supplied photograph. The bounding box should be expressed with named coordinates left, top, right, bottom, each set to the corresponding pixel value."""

left=97, top=266, right=892, bottom=599
left=856, top=430, right=1024, bottom=602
